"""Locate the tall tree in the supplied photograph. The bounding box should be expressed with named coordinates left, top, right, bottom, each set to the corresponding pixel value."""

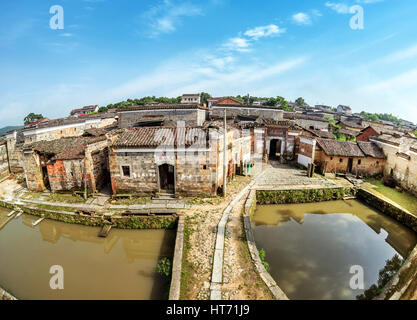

left=24, top=113, right=44, bottom=124
left=295, top=97, right=306, bottom=107
left=200, top=92, right=212, bottom=105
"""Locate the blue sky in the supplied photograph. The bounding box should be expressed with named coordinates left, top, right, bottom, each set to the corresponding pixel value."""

left=1, top=0, right=417, bottom=127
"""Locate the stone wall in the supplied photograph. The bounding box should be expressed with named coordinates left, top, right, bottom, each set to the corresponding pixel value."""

left=372, top=139, right=417, bottom=195
left=0, top=286, right=17, bottom=300
left=0, top=144, right=10, bottom=180
left=110, top=149, right=219, bottom=196
left=0, top=199, right=178, bottom=229
left=22, top=151, right=45, bottom=192
left=47, top=159, right=85, bottom=192
left=211, top=107, right=283, bottom=121
left=314, top=150, right=385, bottom=176
left=243, top=190, right=289, bottom=300
left=118, top=109, right=207, bottom=128
left=357, top=189, right=417, bottom=233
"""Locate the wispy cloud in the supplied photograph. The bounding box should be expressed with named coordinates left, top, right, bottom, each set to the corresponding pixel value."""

left=325, top=0, right=384, bottom=14
left=380, top=43, right=417, bottom=64
left=325, top=2, right=351, bottom=14
left=222, top=24, right=285, bottom=53
left=292, top=13, right=312, bottom=25
left=222, top=37, right=252, bottom=52
left=244, top=24, right=285, bottom=40
left=142, top=0, right=202, bottom=37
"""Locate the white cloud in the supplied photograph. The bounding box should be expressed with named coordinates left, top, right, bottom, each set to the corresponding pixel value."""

left=292, top=13, right=312, bottom=25
left=380, top=44, right=417, bottom=64
left=244, top=24, right=285, bottom=40
left=143, top=0, right=202, bottom=37
left=223, top=37, right=251, bottom=52
left=325, top=2, right=350, bottom=14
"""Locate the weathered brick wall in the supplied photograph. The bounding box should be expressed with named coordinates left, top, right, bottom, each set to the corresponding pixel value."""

left=110, top=148, right=219, bottom=196
left=293, top=119, right=329, bottom=131
left=211, top=107, right=283, bottom=121
left=118, top=109, right=206, bottom=128
left=0, top=144, right=10, bottom=179
left=47, top=159, right=85, bottom=192
left=5, top=136, right=24, bottom=173
left=315, top=151, right=384, bottom=176
left=356, top=127, right=379, bottom=142
left=175, top=152, right=216, bottom=195
left=110, top=152, right=159, bottom=194
left=22, top=152, right=45, bottom=191
left=4, top=117, right=116, bottom=173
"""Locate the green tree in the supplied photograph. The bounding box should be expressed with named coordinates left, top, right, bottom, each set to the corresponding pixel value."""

left=414, top=130, right=417, bottom=137
left=295, top=97, right=306, bottom=107
left=200, top=92, right=211, bottom=105
left=98, top=106, right=108, bottom=113
left=24, top=113, right=44, bottom=125
left=277, top=96, right=291, bottom=111
left=325, top=116, right=344, bottom=140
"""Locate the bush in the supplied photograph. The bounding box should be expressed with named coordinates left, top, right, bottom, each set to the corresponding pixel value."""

left=259, top=248, right=270, bottom=271
left=383, top=176, right=397, bottom=188
left=156, top=257, right=172, bottom=277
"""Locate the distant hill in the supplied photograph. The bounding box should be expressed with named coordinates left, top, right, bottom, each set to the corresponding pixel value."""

left=0, top=126, right=22, bottom=136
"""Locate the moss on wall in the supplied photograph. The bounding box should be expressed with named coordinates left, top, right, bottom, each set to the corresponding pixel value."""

left=111, top=215, right=178, bottom=229
left=256, top=187, right=355, bottom=205
left=0, top=200, right=178, bottom=230
left=357, top=189, right=417, bottom=233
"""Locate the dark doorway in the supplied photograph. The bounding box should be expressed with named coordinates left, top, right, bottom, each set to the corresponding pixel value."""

left=159, top=164, right=175, bottom=191
left=41, top=166, right=50, bottom=190
left=269, top=139, right=282, bottom=160
left=347, top=158, right=353, bottom=173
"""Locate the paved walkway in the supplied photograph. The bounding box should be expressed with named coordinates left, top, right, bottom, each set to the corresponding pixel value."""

left=210, top=171, right=266, bottom=300
left=253, top=162, right=339, bottom=190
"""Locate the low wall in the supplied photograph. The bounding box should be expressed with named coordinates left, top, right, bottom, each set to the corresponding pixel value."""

left=169, top=215, right=185, bottom=300
left=357, top=189, right=417, bottom=233
left=0, top=200, right=178, bottom=230
left=243, top=189, right=289, bottom=300
left=0, top=287, right=17, bottom=300
left=256, top=187, right=355, bottom=205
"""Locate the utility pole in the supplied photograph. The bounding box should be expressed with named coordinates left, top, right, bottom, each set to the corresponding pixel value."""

left=223, top=108, right=227, bottom=197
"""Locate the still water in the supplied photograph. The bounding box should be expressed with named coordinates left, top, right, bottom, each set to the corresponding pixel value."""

left=252, top=200, right=417, bottom=300
left=0, top=208, right=175, bottom=300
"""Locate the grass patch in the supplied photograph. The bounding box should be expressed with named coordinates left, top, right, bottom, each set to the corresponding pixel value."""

left=180, top=217, right=196, bottom=300
left=35, top=204, right=79, bottom=213
left=48, top=193, right=86, bottom=204
left=364, top=178, right=417, bottom=213
left=110, top=197, right=151, bottom=205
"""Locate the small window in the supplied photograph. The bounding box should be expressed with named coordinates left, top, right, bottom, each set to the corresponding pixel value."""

left=339, top=158, right=343, bottom=163
left=330, top=157, right=333, bottom=160
left=203, top=165, right=207, bottom=170
left=358, top=159, right=362, bottom=165
left=122, top=166, right=130, bottom=177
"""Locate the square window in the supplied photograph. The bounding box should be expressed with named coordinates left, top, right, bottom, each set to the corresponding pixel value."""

left=203, top=165, right=207, bottom=170
left=122, top=166, right=130, bottom=177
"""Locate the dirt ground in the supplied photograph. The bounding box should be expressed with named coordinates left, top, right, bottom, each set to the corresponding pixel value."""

left=0, top=176, right=23, bottom=200
left=222, top=189, right=273, bottom=300
left=180, top=175, right=273, bottom=300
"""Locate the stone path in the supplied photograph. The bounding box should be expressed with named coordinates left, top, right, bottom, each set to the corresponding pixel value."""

left=210, top=171, right=265, bottom=300
left=253, top=163, right=338, bottom=190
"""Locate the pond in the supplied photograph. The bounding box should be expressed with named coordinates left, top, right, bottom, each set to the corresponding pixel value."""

left=252, top=200, right=417, bottom=300
left=0, top=207, right=175, bottom=300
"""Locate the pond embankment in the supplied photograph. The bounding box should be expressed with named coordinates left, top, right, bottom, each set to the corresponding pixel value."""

left=0, top=199, right=178, bottom=230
